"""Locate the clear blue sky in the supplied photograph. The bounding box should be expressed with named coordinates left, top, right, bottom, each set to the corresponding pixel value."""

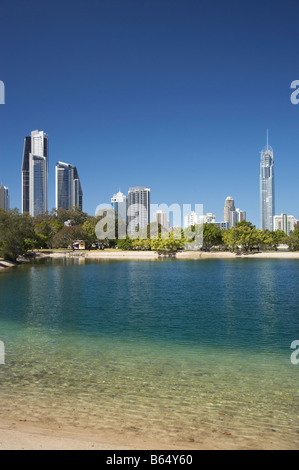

left=1, top=0, right=299, bottom=228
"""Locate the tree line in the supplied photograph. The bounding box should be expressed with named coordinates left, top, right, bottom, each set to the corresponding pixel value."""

left=0, top=207, right=299, bottom=261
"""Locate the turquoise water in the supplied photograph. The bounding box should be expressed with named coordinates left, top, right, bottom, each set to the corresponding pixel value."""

left=0, top=258, right=298, bottom=448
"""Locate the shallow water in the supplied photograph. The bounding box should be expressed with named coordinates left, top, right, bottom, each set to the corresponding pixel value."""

left=0, top=258, right=298, bottom=448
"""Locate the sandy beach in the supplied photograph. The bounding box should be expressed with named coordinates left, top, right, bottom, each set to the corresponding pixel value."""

left=0, top=260, right=18, bottom=270
left=36, top=249, right=299, bottom=260
left=0, top=413, right=298, bottom=450
left=2, top=250, right=299, bottom=269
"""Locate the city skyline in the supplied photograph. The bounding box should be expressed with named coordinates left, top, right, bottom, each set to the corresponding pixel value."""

left=0, top=126, right=297, bottom=232
left=0, top=123, right=297, bottom=234
left=1, top=1, right=299, bottom=227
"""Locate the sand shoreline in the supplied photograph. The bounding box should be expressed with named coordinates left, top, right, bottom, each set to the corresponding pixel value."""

left=0, top=414, right=297, bottom=450
left=1, top=250, right=299, bottom=270
left=36, top=249, right=299, bottom=260
left=0, top=260, right=18, bottom=270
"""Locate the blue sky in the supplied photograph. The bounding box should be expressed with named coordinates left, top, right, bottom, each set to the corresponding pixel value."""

left=0, top=0, right=299, bottom=228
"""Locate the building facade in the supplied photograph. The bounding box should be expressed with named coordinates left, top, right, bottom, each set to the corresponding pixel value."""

left=223, top=196, right=235, bottom=227
left=0, top=185, right=9, bottom=212
left=223, top=197, right=246, bottom=228
left=127, top=187, right=150, bottom=233
left=236, top=208, right=246, bottom=223
left=212, top=221, right=229, bottom=230
left=203, top=213, right=216, bottom=224
left=184, top=211, right=200, bottom=229
left=260, top=132, right=275, bottom=231
left=22, top=130, right=49, bottom=217
left=153, top=210, right=169, bottom=229
left=273, top=214, right=297, bottom=235
left=55, top=161, right=83, bottom=211
left=111, top=191, right=127, bottom=222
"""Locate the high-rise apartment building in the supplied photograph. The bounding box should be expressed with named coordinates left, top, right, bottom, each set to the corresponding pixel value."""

left=260, top=130, right=275, bottom=231
left=203, top=213, right=216, bottom=224
left=273, top=214, right=297, bottom=236
left=184, top=211, right=200, bottom=229
left=236, top=208, right=246, bottom=223
left=184, top=212, right=217, bottom=229
left=127, top=187, right=150, bottom=233
left=111, top=191, right=127, bottom=221
left=223, top=197, right=246, bottom=228
left=55, top=161, right=83, bottom=211
left=223, top=197, right=235, bottom=227
left=0, top=185, right=9, bottom=212
left=223, top=196, right=246, bottom=228
left=154, top=210, right=169, bottom=229
left=22, top=130, right=48, bottom=217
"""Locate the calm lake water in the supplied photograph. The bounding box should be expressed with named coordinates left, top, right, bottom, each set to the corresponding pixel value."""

left=0, top=258, right=298, bottom=448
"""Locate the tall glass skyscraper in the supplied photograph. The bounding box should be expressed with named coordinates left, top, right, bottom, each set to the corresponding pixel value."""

left=0, top=185, right=9, bottom=212
left=260, top=131, right=275, bottom=231
left=55, top=161, right=83, bottom=211
left=127, top=186, right=150, bottom=234
left=22, top=130, right=48, bottom=217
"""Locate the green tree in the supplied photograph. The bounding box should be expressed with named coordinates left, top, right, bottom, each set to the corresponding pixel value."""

left=131, top=237, right=151, bottom=250
left=82, top=216, right=101, bottom=245
left=34, top=212, right=63, bottom=248
left=55, top=207, right=88, bottom=226
left=150, top=232, right=185, bottom=253
left=0, top=209, right=35, bottom=261
left=116, top=236, right=133, bottom=250
left=202, top=223, right=223, bottom=251
left=222, top=222, right=258, bottom=253
left=286, top=226, right=299, bottom=251
left=52, top=226, right=86, bottom=249
left=253, top=229, right=286, bottom=251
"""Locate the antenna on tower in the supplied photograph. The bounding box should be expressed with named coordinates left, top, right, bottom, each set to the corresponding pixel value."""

left=267, top=128, right=269, bottom=150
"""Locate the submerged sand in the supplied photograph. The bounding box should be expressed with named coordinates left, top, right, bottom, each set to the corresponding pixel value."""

left=1, top=250, right=298, bottom=450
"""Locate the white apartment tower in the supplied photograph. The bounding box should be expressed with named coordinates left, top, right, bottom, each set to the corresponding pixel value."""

left=22, top=130, right=49, bottom=217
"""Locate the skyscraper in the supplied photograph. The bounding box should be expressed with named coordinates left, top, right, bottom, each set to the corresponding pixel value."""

left=0, top=185, right=9, bottom=212
left=111, top=191, right=127, bottom=221
left=273, top=214, right=297, bottom=236
left=55, top=161, right=83, bottom=211
left=127, top=187, right=150, bottom=233
left=260, top=130, right=275, bottom=231
left=236, top=208, right=246, bottom=223
left=184, top=211, right=200, bottom=229
left=223, top=197, right=246, bottom=228
left=223, top=196, right=235, bottom=228
left=154, top=210, right=169, bottom=229
left=22, top=130, right=49, bottom=217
